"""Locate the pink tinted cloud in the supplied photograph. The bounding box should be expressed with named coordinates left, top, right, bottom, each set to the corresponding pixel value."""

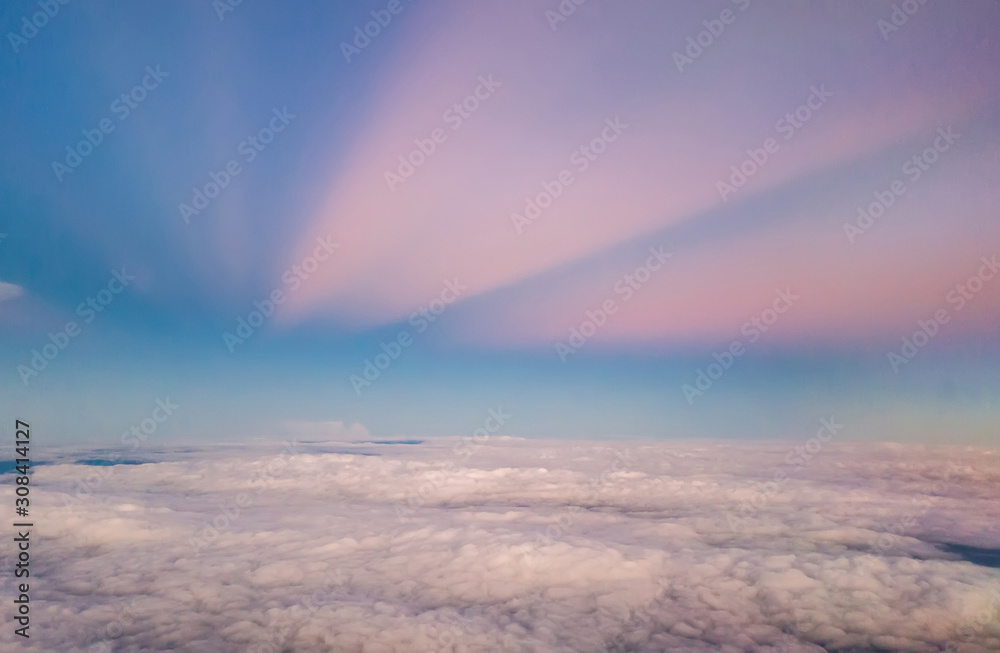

left=446, top=152, right=1000, bottom=349
left=276, top=0, right=996, bottom=337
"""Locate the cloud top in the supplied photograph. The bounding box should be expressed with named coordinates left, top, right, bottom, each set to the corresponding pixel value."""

left=2, top=439, right=998, bottom=651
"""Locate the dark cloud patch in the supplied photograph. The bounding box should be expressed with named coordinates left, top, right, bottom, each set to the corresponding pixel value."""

left=0, top=460, right=49, bottom=474
left=74, top=459, right=149, bottom=467
left=359, top=440, right=425, bottom=445
left=936, top=543, right=1000, bottom=569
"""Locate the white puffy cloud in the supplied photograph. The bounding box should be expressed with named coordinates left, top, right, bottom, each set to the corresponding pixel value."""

left=0, top=281, right=24, bottom=304
left=1, top=440, right=998, bottom=651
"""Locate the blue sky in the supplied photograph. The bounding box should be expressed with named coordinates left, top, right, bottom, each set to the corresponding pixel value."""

left=1, top=0, right=999, bottom=444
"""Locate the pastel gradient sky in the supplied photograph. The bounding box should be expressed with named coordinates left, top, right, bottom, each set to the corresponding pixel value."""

left=1, top=0, right=998, bottom=444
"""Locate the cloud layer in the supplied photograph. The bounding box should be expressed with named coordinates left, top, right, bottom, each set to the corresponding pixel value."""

left=2, top=439, right=999, bottom=651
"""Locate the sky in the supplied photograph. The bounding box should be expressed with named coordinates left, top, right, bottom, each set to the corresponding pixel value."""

left=1, top=0, right=999, bottom=444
